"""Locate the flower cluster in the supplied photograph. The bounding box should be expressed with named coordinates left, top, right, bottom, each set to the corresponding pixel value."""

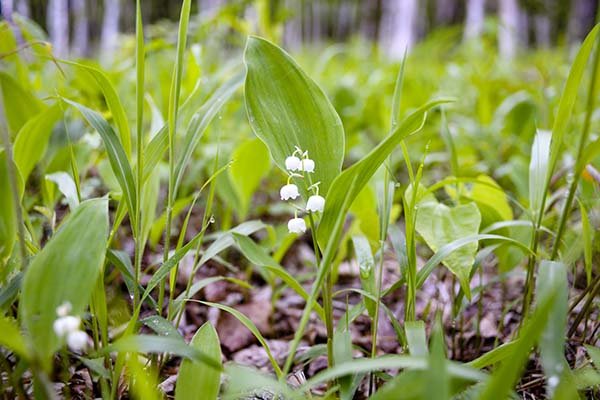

left=53, top=302, right=89, bottom=352
left=280, top=148, right=325, bottom=234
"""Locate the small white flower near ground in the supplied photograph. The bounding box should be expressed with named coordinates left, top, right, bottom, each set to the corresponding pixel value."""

left=288, top=217, right=307, bottom=234
left=66, top=330, right=89, bottom=352
left=301, top=158, right=315, bottom=173
left=306, top=195, right=325, bottom=212
left=285, top=156, right=302, bottom=171
left=280, top=184, right=300, bottom=200
left=53, top=316, right=81, bottom=337
left=56, top=302, right=72, bottom=317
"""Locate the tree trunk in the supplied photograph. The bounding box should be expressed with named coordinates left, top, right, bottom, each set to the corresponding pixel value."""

left=47, top=0, right=69, bottom=58
left=567, top=0, right=597, bottom=44
left=71, top=0, right=88, bottom=57
left=498, top=0, right=519, bottom=59
left=380, top=0, right=418, bottom=58
left=463, top=0, right=485, bottom=40
left=1, top=0, right=13, bottom=19
left=436, top=0, right=456, bottom=25
left=534, top=14, right=551, bottom=48
left=16, top=0, right=28, bottom=17
left=100, top=0, right=121, bottom=55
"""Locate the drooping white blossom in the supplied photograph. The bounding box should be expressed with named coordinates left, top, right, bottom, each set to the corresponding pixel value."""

left=301, top=158, right=315, bottom=173
left=53, top=316, right=81, bottom=338
left=288, top=217, right=307, bottom=234
left=66, top=330, right=89, bottom=352
left=306, top=195, right=325, bottom=212
left=280, top=184, right=300, bottom=200
left=285, top=156, right=302, bottom=171
left=56, top=302, right=72, bottom=317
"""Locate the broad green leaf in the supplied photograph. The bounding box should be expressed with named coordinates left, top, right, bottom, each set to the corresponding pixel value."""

left=470, top=175, right=513, bottom=225
left=244, top=36, right=345, bottom=195
left=333, top=328, right=354, bottom=399
left=317, top=99, right=451, bottom=250
left=415, top=201, right=481, bottom=298
left=127, top=356, right=161, bottom=400
left=20, top=199, right=108, bottom=369
left=201, top=301, right=283, bottom=377
left=141, top=315, right=184, bottom=341
left=0, top=150, right=17, bottom=262
left=222, top=364, right=294, bottom=400
left=352, top=235, right=376, bottom=318
left=529, top=130, right=552, bottom=214
left=176, top=322, right=222, bottom=400
left=13, top=104, right=62, bottom=182
left=537, top=261, right=568, bottom=397
left=303, top=355, right=485, bottom=391
left=64, top=99, right=137, bottom=229
left=198, top=220, right=266, bottom=265
left=107, top=334, right=221, bottom=370
left=45, top=172, right=79, bottom=210
left=229, top=138, right=271, bottom=218
left=585, top=345, right=600, bottom=369
left=405, top=321, right=428, bottom=357
left=61, top=61, right=132, bottom=157
left=427, top=319, right=450, bottom=400
left=0, top=71, right=43, bottom=135
left=0, top=316, right=28, bottom=358
left=350, top=185, right=380, bottom=248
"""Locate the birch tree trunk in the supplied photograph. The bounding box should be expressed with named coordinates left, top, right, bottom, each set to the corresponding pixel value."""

left=16, top=0, right=28, bottom=17
left=567, top=0, right=597, bottom=44
left=71, top=0, right=89, bottom=57
left=498, top=0, right=519, bottom=59
left=463, top=0, right=485, bottom=40
left=380, top=0, right=418, bottom=58
left=100, top=0, right=121, bottom=55
left=1, top=0, right=13, bottom=19
left=47, top=0, right=69, bottom=58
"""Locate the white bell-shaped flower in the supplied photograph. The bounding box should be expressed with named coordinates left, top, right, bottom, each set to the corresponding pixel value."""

left=287, top=217, right=307, bottom=234
left=301, top=159, right=315, bottom=173
left=280, top=184, right=300, bottom=200
left=56, top=302, right=72, bottom=317
left=285, top=156, right=302, bottom=171
left=53, top=316, right=81, bottom=338
left=306, top=195, right=325, bottom=212
left=66, top=330, right=89, bottom=352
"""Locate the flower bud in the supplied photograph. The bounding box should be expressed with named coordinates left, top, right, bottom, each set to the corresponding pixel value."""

left=66, top=330, right=89, bottom=352
left=53, top=316, right=81, bottom=337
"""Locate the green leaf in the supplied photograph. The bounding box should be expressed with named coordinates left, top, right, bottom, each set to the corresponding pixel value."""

left=61, top=61, right=132, bottom=157
left=405, top=321, right=428, bottom=357
left=198, top=220, right=266, bottom=266
left=317, top=98, right=451, bottom=251
left=173, top=71, right=245, bottom=196
left=426, top=319, right=450, bottom=400
left=352, top=235, right=376, bottom=318
left=106, top=334, right=221, bottom=370
left=333, top=328, right=354, bottom=399
left=415, top=201, right=481, bottom=298
left=244, top=36, right=345, bottom=195
left=232, top=233, right=325, bottom=320
left=0, top=316, right=28, bottom=359
left=229, top=138, right=271, bottom=218
left=585, top=345, right=600, bottom=369
left=45, top=172, right=79, bottom=210
left=470, top=175, right=513, bottom=225
left=578, top=200, right=593, bottom=284
left=546, top=24, right=600, bottom=190
left=141, top=315, right=184, bottom=341
left=20, top=199, right=108, bottom=369
left=201, top=301, right=283, bottom=377
left=0, top=71, right=43, bottom=135
left=0, top=150, right=17, bottom=262
left=529, top=130, right=552, bottom=214
left=222, top=364, right=294, bottom=400
left=176, top=322, right=222, bottom=400
left=64, top=99, right=137, bottom=229
left=476, top=259, right=567, bottom=400
left=13, top=104, right=62, bottom=182
left=537, top=261, right=569, bottom=397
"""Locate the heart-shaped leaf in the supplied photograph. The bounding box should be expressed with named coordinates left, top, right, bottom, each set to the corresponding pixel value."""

left=415, top=201, right=481, bottom=298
